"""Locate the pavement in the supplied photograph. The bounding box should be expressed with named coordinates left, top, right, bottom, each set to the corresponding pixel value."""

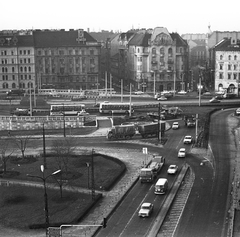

left=1, top=115, right=240, bottom=237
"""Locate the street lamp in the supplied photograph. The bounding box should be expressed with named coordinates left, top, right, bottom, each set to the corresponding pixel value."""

left=61, top=103, right=66, bottom=137
left=151, top=70, right=156, bottom=96
left=27, top=165, right=61, bottom=237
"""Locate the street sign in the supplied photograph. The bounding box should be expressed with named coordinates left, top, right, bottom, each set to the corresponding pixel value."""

left=142, top=147, right=148, bottom=154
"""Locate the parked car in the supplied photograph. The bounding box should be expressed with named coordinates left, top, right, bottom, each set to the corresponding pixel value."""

left=178, top=148, right=186, bottom=158
left=183, top=135, right=193, bottom=144
left=167, top=165, right=178, bottom=174
left=138, top=203, right=154, bottom=217
left=209, top=97, right=221, bottom=103
left=134, top=91, right=144, bottom=95
left=172, top=122, right=179, bottom=129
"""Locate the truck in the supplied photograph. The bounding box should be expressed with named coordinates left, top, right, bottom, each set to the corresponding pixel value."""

left=138, top=122, right=166, bottom=138
left=107, top=124, right=136, bottom=140
left=139, top=156, right=165, bottom=183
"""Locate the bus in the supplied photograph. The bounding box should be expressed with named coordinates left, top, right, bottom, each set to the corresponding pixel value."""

left=50, top=104, right=86, bottom=116
left=99, top=102, right=134, bottom=114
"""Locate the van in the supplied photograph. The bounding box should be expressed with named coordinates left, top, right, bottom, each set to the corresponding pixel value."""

left=154, top=178, right=168, bottom=194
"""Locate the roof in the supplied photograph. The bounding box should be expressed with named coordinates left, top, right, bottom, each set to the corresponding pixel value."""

left=33, top=29, right=97, bottom=47
left=170, top=33, right=188, bottom=47
left=214, top=38, right=240, bottom=51
left=128, top=33, right=151, bottom=47
left=89, top=32, right=118, bottom=42
left=0, top=34, right=34, bottom=47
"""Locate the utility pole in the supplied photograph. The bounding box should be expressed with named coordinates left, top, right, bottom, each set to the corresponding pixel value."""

left=91, top=149, right=95, bottom=200
left=158, top=103, right=161, bottom=142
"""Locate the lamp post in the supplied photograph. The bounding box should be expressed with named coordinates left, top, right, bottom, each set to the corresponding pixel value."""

left=27, top=165, right=61, bottom=237
left=151, top=70, right=156, bottom=96
left=61, top=103, right=66, bottom=137
left=43, top=123, right=47, bottom=169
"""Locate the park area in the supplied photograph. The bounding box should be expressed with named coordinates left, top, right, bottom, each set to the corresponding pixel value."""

left=0, top=150, right=126, bottom=231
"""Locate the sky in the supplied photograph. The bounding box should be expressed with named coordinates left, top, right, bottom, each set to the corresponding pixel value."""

left=2, top=0, right=240, bottom=35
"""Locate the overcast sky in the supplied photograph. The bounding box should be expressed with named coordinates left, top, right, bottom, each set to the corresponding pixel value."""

left=2, top=0, right=240, bottom=35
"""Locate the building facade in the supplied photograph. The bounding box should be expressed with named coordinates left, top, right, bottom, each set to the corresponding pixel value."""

left=0, top=29, right=101, bottom=92
left=0, top=30, right=35, bottom=91
left=213, top=38, right=240, bottom=95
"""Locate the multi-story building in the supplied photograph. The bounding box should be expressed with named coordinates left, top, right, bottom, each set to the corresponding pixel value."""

left=127, top=27, right=189, bottom=92
left=211, top=37, right=240, bottom=95
left=34, top=29, right=101, bottom=90
left=0, top=29, right=101, bottom=92
left=0, top=30, right=35, bottom=91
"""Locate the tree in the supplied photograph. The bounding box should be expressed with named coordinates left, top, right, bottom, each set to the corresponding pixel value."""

left=51, top=137, right=77, bottom=197
left=11, top=135, right=32, bottom=159
left=0, top=138, right=15, bottom=174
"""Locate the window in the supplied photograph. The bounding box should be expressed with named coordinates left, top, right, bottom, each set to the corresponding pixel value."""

left=234, top=64, right=237, bottom=70
left=228, top=55, right=231, bottom=60
left=81, top=50, right=85, bottom=55
left=12, top=67, right=14, bottom=72
left=219, top=64, right=223, bottom=70
left=24, top=58, right=27, bottom=63
left=137, top=57, right=142, bottom=62
left=28, top=66, right=31, bottom=72
left=220, top=55, right=223, bottom=60
left=228, top=64, right=232, bottom=70
left=233, top=73, right=237, bottom=80
left=28, top=50, right=30, bottom=55
left=12, top=59, right=14, bottom=64
left=38, top=50, right=41, bottom=55
left=90, top=49, right=94, bottom=55
left=28, top=58, right=31, bottom=63
left=160, top=47, right=164, bottom=55
left=234, top=55, right=237, bottom=60
left=24, top=50, right=26, bottom=55
left=24, top=66, right=27, bottom=72
left=228, top=73, right=231, bottom=79
left=12, top=75, right=15, bottom=80
left=219, top=73, right=223, bottom=79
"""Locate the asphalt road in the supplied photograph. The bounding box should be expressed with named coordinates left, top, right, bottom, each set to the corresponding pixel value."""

left=174, top=109, right=236, bottom=237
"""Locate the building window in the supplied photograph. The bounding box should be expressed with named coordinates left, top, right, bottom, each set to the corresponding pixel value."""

left=219, top=64, right=223, bottom=70
left=28, top=50, right=31, bottom=55
left=160, top=47, right=164, bottom=56
left=28, top=58, right=31, bottom=63
left=12, top=75, right=15, bottom=80
left=90, top=49, right=94, bottom=55
left=228, top=73, right=231, bottom=79
left=219, top=73, right=223, bottom=79
left=24, top=58, right=27, bottom=63
left=12, top=67, right=14, bottom=72
left=233, top=73, right=237, bottom=80
left=228, top=64, right=232, bottom=70
left=234, top=64, right=237, bottom=70
left=81, top=50, right=85, bottom=55
left=137, top=57, right=142, bottom=62
left=38, top=50, right=41, bottom=55
left=220, top=55, right=223, bottom=60
left=234, top=55, right=237, bottom=60
left=228, top=55, right=231, bottom=60
left=152, top=48, right=156, bottom=55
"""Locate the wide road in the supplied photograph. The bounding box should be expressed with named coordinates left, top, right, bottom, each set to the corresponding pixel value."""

left=95, top=119, right=196, bottom=237
left=175, top=109, right=236, bottom=237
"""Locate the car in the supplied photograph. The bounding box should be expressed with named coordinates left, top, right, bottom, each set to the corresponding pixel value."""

left=134, top=91, right=144, bottom=95
left=172, top=122, right=179, bottom=129
left=209, top=97, right=221, bottom=103
left=235, top=108, right=240, bottom=116
left=167, top=165, right=178, bottom=174
left=138, top=202, right=154, bottom=217
left=183, top=135, right=193, bottom=144
left=157, top=95, right=167, bottom=101
left=178, top=148, right=186, bottom=158
left=178, top=90, right=187, bottom=95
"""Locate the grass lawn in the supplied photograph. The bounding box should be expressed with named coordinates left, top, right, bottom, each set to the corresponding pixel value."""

left=0, top=153, right=125, bottom=230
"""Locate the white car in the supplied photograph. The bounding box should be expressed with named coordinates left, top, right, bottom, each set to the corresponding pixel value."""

left=167, top=165, right=178, bottom=174
left=172, top=122, right=179, bottom=129
left=235, top=108, right=240, bottom=116
left=134, top=91, right=144, bottom=95
left=157, top=95, right=167, bottom=101
left=178, top=90, right=187, bottom=95
left=138, top=203, right=154, bottom=217
left=183, top=135, right=193, bottom=144
left=178, top=148, right=186, bottom=158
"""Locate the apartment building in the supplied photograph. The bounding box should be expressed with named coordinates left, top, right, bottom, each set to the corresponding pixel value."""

left=0, top=30, right=35, bottom=91
left=0, top=29, right=101, bottom=92
left=212, top=38, right=240, bottom=95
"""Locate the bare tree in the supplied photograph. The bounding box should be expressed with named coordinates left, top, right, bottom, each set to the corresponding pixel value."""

left=11, top=135, right=32, bottom=159
left=51, top=137, right=77, bottom=197
left=0, top=138, right=15, bottom=174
